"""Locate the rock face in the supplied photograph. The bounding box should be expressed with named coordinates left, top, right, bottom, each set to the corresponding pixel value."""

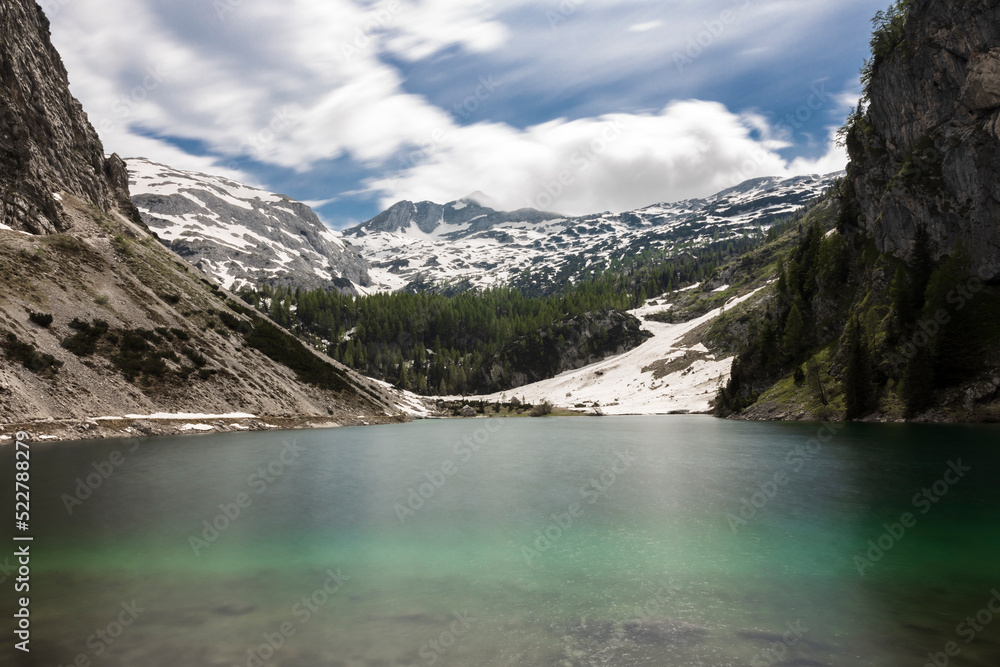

left=0, top=1, right=141, bottom=234
left=846, top=0, right=1000, bottom=276
left=359, top=197, right=561, bottom=236
left=128, top=158, right=372, bottom=294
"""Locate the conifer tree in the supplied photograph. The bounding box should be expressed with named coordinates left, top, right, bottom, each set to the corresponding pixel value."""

left=844, top=316, right=873, bottom=420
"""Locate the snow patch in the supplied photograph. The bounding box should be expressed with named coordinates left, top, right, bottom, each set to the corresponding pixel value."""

left=122, top=412, right=257, bottom=420
left=477, top=287, right=766, bottom=415
left=181, top=424, right=215, bottom=432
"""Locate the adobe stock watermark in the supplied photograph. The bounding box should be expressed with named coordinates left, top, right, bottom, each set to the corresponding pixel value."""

left=214, top=0, right=244, bottom=21
left=546, top=0, right=586, bottom=30
left=93, top=64, right=168, bottom=137
left=61, top=438, right=141, bottom=515
left=727, top=421, right=845, bottom=533
left=382, top=74, right=501, bottom=198
left=188, top=439, right=304, bottom=556
left=749, top=620, right=811, bottom=667
left=0, top=556, right=15, bottom=586
left=339, top=0, right=406, bottom=62
left=452, top=76, right=502, bottom=121
left=394, top=418, right=502, bottom=524
left=673, top=0, right=753, bottom=73
left=231, top=568, right=349, bottom=667
left=240, top=105, right=302, bottom=162
left=853, top=460, right=971, bottom=576
left=888, top=266, right=997, bottom=371
left=527, top=118, right=630, bottom=211
left=521, top=450, right=636, bottom=565
left=37, top=0, right=73, bottom=20
left=401, top=75, right=501, bottom=158
left=402, top=612, right=477, bottom=667
left=56, top=601, right=145, bottom=667
left=923, top=589, right=1000, bottom=667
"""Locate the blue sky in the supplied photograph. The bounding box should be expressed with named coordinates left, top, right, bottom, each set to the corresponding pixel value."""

left=45, top=0, right=888, bottom=229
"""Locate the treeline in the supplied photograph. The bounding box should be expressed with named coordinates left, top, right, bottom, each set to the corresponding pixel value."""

left=238, top=241, right=751, bottom=396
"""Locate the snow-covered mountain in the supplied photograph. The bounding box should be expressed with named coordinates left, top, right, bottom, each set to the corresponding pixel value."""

left=345, top=173, right=841, bottom=292
left=127, top=158, right=372, bottom=293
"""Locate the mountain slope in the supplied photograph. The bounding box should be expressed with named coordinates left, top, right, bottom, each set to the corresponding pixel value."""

left=128, top=158, right=372, bottom=293
left=716, top=0, right=1000, bottom=422
left=480, top=286, right=767, bottom=415
left=346, top=174, right=839, bottom=293
left=0, top=0, right=418, bottom=437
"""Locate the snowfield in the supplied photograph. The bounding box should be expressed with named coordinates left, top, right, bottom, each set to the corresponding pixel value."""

left=478, top=288, right=765, bottom=415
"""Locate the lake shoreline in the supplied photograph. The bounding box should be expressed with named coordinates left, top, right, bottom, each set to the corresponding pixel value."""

left=0, top=413, right=411, bottom=443
left=7, top=401, right=1000, bottom=444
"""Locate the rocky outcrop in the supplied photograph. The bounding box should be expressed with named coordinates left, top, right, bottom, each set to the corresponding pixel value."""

left=128, top=158, right=371, bottom=293
left=845, top=0, right=1000, bottom=277
left=349, top=197, right=561, bottom=237
left=0, top=1, right=139, bottom=233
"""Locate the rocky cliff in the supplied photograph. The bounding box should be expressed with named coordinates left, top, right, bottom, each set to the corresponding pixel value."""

left=715, top=0, right=1000, bottom=422
left=845, top=0, right=1000, bottom=276
left=0, top=1, right=140, bottom=234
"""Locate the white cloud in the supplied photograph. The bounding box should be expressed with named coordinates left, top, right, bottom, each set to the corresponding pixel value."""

left=369, top=100, right=845, bottom=215
left=44, top=0, right=866, bottom=220
left=628, top=20, right=664, bottom=32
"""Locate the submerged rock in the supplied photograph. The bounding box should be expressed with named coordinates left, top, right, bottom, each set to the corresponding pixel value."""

left=212, top=603, right=256, bottom=616
left=622, top=618, right=707, bottom=644
left=566, top=617, right=618, bottom=643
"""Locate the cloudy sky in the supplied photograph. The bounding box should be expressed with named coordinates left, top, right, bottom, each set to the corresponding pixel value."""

left=45, top=0, right=887, bottom=228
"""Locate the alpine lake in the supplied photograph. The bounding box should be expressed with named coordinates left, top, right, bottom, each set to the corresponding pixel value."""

left=3, top=416, right=999, bottom=666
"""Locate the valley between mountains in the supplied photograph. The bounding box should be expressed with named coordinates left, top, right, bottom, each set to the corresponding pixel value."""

left=122, top=156, right=838, bottom=421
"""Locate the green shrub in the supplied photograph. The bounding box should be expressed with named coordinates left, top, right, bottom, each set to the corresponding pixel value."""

left=28, top=311, right=54, bottom=328
left=61, top=319, right=110, bottom=356
left=43, top=234, right=88, bottom=253
left=137, top=329, right=162, bottom=344
left=3, top=333, right=62, bottom=374
left=182, top=347, right=207, bottom=367
left=112, top=331, right=164, bottom=381
left=529, top=401, right=553, bottom=417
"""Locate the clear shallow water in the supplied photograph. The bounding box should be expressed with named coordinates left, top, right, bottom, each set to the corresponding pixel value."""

left=2, top=416, right=1000, bottom=666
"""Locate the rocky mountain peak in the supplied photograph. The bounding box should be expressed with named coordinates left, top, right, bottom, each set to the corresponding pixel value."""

left=0, top=1, right=140, bottom=234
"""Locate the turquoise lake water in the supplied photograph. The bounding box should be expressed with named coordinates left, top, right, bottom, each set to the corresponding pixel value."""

left=2, top=416, right=999, bottom=666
